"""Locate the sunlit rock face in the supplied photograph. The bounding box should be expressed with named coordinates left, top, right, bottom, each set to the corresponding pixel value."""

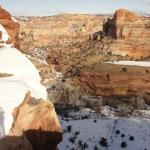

left=115, top=9, right=150, bottom=39
left=9, top=93, right=62, bottom=150
left=103, top=9, right=150, bottom=58
left=0, top=6, right=20, bottom=48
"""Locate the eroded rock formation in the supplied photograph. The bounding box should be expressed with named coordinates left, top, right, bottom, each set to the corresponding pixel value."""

left=15, top=9, right=150, bottom=109
left=9, top=92, right=62, bottom=150
left=0, top=6, right=20, bottom=48
left=104, top=9, right=150, bottom=58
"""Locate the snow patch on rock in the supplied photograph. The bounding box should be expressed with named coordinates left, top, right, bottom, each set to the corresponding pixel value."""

left=0, top=24, right=9, bottom=42
left=0, top=47, right=47, bottom=138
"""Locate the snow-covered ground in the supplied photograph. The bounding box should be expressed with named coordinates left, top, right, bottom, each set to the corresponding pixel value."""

left=58, top=107, right=150, bottom=150
left=0, top=24, right=47, bottom=138
left=106, top=61, right=150, bottom=67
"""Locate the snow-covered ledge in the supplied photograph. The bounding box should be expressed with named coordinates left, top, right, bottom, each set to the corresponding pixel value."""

left=0, top=24, right=47, bottom=138
left=105, top=61, right=150, bottom=67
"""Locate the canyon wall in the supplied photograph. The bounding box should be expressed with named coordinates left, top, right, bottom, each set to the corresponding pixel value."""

left=17, top=9, right=150, bottom=109
left=104, top=9, right=150, bottom=58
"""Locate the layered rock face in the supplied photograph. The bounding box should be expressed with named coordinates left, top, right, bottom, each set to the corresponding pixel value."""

left=18, top=14, right=108, bottom=54
left=17, top=9, right=150, bottom=77
left=113, top=9, right=149, bottom=39
left=104, top=9, right=150, bottom=58
left=9, top=93, right=62, bottom=150
left=17, top=9, right=150, bottom=109
left=0, top=6, right=20, bottom=48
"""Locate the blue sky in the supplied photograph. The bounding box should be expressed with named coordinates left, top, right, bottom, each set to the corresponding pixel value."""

left=0, top=0, right=150, bottom=16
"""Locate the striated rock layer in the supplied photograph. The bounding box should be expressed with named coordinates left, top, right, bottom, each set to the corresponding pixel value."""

left=17, top=9, right=150, bottom=109
left=9, top=93, right=62, bottom=150
left=104, top=9, right=150, bottom=58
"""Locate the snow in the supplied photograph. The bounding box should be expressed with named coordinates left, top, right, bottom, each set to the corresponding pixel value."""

left=58, top=107, right=150, bottom=150
left=106, top=61, right=150, bottom=67
left=0, top=47, right=47, bottom=138
left=0, top=24, right=9, bottom=42
left=0, top=23, right=13, bottom=48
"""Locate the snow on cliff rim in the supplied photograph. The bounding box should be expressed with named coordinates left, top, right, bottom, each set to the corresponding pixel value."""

left=0, top=47, right=47, bottom=138
left=0, top=23, right=13, bottom=48
left=106, top=60, right=150, bottom=67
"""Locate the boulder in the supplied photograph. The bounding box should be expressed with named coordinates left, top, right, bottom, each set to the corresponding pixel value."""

left=9, top=92, right=62, bottom=150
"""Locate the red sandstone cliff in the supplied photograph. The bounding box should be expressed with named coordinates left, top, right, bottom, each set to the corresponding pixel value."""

left=0, top=6, right=20, bottom=48
left=104, top=9, right=150, bottom=58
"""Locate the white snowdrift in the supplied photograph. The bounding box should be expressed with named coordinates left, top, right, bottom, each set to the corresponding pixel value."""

left=106, top=61, right=150, bottom=67
left=0, top=23, right=13, bottom=48
left=0, top=24, right=9, bottom=42
left=0, top=47, right=47, bottom=138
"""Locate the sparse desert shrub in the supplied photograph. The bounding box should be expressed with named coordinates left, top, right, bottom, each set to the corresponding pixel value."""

left=145, top=68, right=149, bottom=73
left=67, top=125, right=72, bottom=133
left=129, top=136, right=135, bottom=141
left=69, top=137, right=75, bottom=143
left=78, top=140, right=83, bottom=147
left=81, top=115, right=89, bottom=120
left=121, top=134, right=125, bottom=138
left=75, top=131, right=80, bottom=136
left=121, top=141, right=127, bottom=148
left=116, top=130, right=120, bottom=134
left=122, top=67, right=127, bottom=72
left=99, top=137, right=108, bottom=147
left=107, top=51, right=112, bottom=56
left=94, top=119, right=97, bottom=123
left=83, top=142, right=88, bottom=149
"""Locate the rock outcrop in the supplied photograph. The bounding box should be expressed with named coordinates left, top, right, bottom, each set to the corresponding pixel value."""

left=0, top=6, right=20, bottom=48
left=9, top=92, right=62, bottom=150
left=104, top=9, right=150, bottom=39
left=103, top=9, right=150, bottom=58
left=113, top=9, right=140, bottom=38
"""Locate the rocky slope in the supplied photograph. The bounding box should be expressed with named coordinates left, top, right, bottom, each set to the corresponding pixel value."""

left=0, top=7, right=62, bottom=150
